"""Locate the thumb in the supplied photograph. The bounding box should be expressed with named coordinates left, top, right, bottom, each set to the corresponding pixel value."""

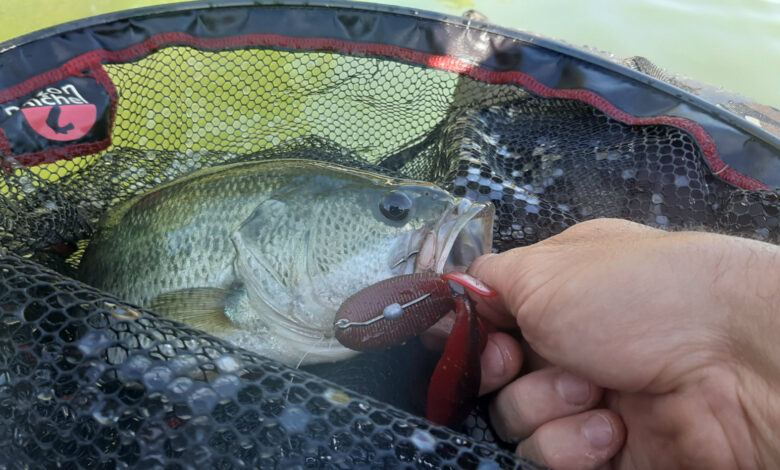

left=466, top=249, right=543, bottom=331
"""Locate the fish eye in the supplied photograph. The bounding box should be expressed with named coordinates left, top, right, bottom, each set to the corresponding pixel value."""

left=379, top=191, right=412, bottom=222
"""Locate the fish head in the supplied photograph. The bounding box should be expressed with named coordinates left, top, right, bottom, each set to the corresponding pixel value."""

left=356, top=183, right=495, bottom=277
left=229, top=163, right=493, bottom=363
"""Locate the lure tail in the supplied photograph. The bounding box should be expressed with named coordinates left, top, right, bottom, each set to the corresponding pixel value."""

left=425, top=295, right=488, bottom=426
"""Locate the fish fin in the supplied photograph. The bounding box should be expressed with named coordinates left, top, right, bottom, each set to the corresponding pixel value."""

left=150, top=287, right=236, bottom=333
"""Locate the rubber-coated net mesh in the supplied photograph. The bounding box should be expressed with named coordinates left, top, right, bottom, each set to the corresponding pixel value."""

left=1, top=44, right=778, bottom=469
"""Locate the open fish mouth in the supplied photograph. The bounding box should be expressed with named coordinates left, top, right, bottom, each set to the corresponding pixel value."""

left=414, top=199, right=494, bottom=273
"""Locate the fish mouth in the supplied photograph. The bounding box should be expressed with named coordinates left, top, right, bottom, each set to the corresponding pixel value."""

left=414, top=199, right=494, bottom=273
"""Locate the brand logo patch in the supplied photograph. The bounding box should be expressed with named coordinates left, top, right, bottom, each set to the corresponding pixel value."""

left=0, top=71, right=113, bottom=163
left=5, top=84, right=97, bottom=141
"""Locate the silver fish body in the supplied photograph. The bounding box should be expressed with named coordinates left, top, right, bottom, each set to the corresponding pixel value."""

left=78, top=159, right=493, bottom=365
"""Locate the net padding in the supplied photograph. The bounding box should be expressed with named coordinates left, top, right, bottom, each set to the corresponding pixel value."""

left=1, top=27, right=778, bottom=470
left=0, top=253, right=544, bottom=469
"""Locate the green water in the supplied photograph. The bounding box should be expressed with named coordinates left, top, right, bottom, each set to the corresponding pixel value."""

left=0, top=0, right=777, bottom=107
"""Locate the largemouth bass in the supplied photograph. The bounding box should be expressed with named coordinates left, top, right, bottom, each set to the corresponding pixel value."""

left=78, top=159, right=493, bottom=365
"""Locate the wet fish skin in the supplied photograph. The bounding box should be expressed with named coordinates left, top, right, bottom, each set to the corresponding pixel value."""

left=78, top=159, right=493, bottom=365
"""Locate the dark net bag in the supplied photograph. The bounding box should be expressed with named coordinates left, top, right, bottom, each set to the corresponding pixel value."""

left=0, top=2, right=778, bottom=468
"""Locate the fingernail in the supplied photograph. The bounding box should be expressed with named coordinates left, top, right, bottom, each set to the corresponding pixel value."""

left=482, top=338, right=505, bottom=378
left=583, top=414, right=614, bottom=449
left=555, top=371, right=590, bottom=405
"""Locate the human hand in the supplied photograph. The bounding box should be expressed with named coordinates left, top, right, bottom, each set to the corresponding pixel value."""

left=463, top=218, right=780, bottom=469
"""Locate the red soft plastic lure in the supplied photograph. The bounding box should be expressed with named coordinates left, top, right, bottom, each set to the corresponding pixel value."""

left=334, top=271, right=497, bottom=426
